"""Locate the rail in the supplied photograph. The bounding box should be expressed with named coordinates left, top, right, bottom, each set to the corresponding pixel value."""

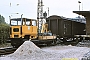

left=0, top=47, right=17, bottom=56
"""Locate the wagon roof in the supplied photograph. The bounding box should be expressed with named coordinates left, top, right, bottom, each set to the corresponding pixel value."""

left=47, top=15, right=67, bottom=20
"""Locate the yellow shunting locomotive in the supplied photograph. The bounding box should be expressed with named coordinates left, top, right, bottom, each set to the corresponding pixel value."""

left=9, top=18, right=57, bottom=47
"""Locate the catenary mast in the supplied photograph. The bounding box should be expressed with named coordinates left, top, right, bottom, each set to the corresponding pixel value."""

left=37, top=0, right=44, bottom=33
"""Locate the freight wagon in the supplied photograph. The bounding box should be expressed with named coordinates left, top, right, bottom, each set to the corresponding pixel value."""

left=46, top=15, right=86, bottom=43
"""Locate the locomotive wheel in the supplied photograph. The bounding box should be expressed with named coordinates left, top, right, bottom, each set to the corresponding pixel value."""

left=51, top=39, right=57, bottom=46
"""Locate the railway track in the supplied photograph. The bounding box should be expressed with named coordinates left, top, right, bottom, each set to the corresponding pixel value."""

left=0, top=44, right=54, bottom=56
left=0, top=41, right=78, bottom=56
left=76, top=40, right=90, bottom=47
left=0, top=44, right=59, bottom=56
left=0, top=47, right=17, bottom=56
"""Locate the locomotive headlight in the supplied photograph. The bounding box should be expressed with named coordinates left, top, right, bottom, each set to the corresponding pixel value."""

left=28, top=26, right=30, bottom=30
left=22, top=37, right=24, bottom=38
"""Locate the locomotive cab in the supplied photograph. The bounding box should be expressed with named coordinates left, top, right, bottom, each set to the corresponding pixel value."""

left=9, top=18, right=38, bottom=47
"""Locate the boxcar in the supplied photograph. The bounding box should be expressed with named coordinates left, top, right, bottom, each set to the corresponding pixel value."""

left=46, top=15, right=86, bottom=42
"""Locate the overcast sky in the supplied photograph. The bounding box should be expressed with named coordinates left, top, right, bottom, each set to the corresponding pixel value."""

left=0, top=0, right=90, bottom=23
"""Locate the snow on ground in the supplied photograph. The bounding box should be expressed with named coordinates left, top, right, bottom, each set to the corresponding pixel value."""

left=0, top=41, right=90, bottom=60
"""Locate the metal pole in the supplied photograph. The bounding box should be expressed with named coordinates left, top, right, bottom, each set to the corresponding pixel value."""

left=21, top=14, right=23, bottom=25
left=78, top=1, right=81, bottom=11
left=82, top=3, right=83, bottom=11
left=79, top=3, right=80, bottom=11
left=9, top=16, right=11, bottom=25
left=37, top=0, right=40, bottom=37
left=48, top=7, right=49, bottom=17
left=78, top=1, right=81, bottom=22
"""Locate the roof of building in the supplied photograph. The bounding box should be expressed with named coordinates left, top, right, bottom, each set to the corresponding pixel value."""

left=73, top=11, right=90, bottom=17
